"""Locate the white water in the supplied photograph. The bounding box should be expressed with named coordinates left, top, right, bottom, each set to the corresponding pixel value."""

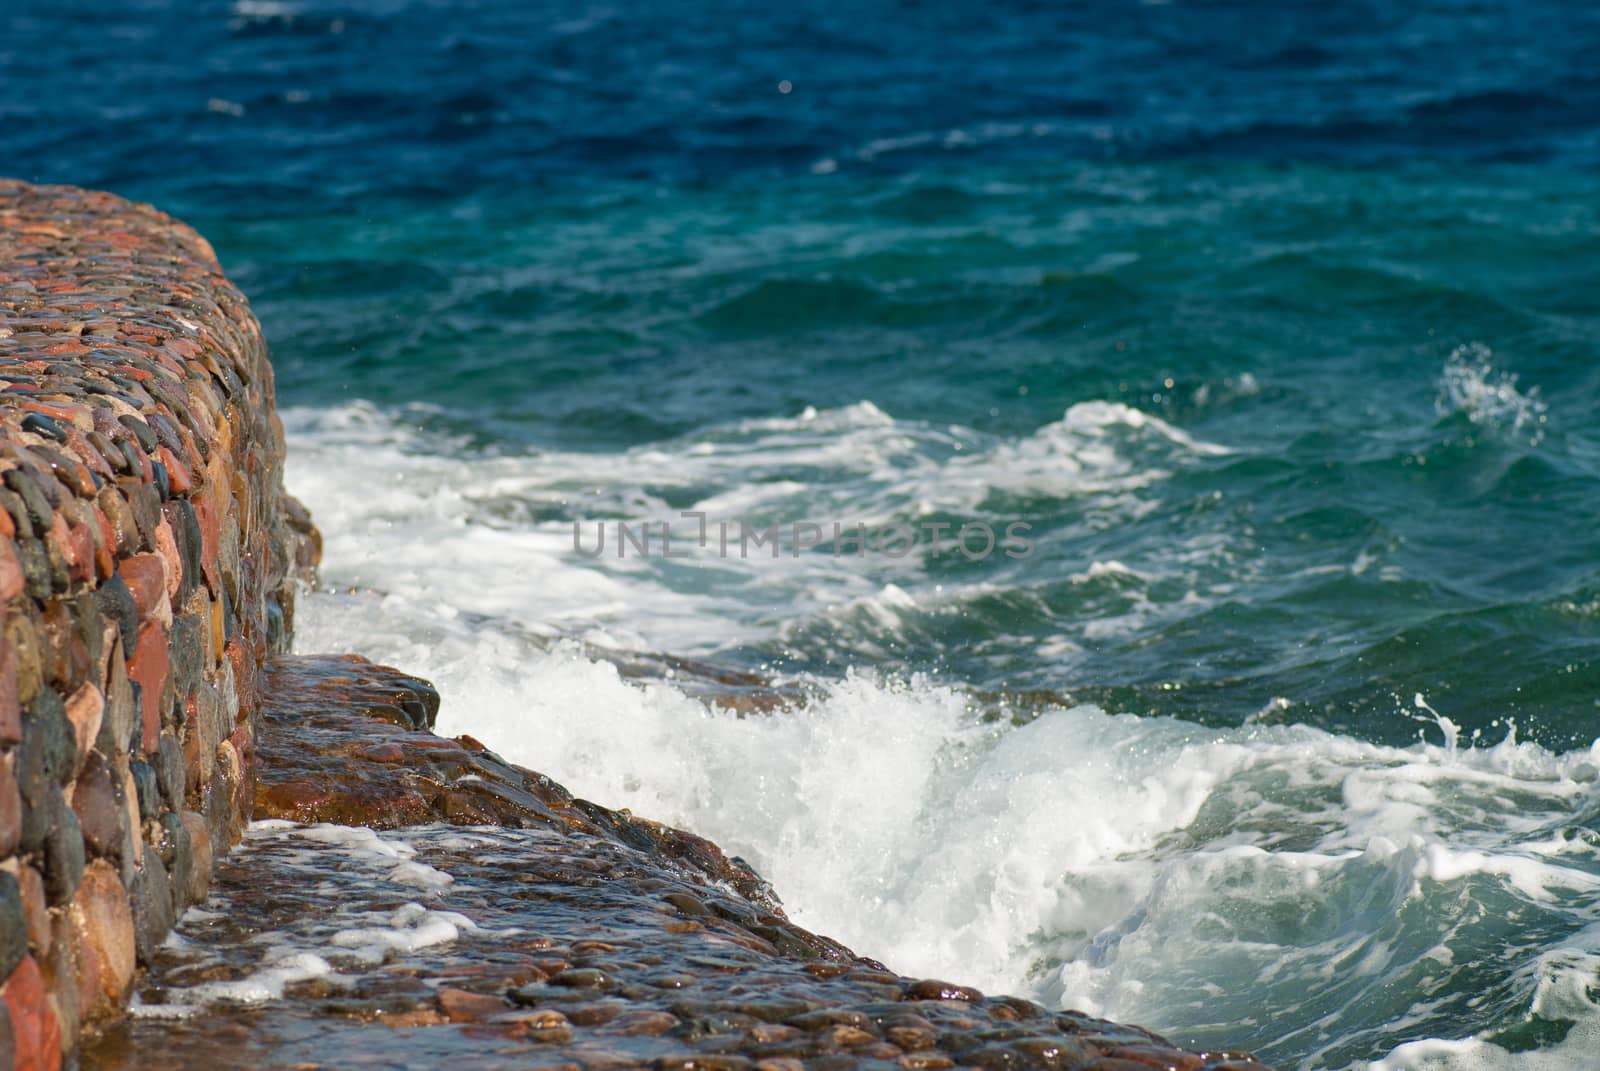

left=1437, top=342, right=1549, bottom=445
left=286, top=400, right=1600, bottom=1070
left=135, top=822, right=478, bottom=1016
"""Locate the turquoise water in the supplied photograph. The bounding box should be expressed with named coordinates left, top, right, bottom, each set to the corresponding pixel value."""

left=9, top=2, right=1600, bottom=1066
left=272, top=161, right=1600, bottom=1071
left=226, top=163, right=1600, bottom=749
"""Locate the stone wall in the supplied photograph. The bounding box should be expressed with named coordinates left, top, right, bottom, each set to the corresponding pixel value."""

left=0, top=180, right=317, bottom=1071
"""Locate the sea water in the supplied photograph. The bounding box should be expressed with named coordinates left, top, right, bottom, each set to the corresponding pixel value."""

left=8, top=2, right=1600, bottom=1067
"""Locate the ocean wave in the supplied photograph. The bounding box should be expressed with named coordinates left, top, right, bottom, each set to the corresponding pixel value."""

left=285, top=383, right=1600, bottom=1069
left=282, top=396, right=1235, bottom=667
left=292, top=572, right=1600, bottom=1070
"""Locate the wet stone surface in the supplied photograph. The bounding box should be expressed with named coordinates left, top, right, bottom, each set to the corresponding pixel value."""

left=82, top=821, right=1271, bottom=1071
left=82, top=656, right=1275, bottom=1071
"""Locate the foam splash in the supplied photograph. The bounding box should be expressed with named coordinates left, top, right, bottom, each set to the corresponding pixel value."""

left=136, top=823, right=478, bottom=1014
left=280, top=398, right=1233, bottom=663
left=1437, top=342, right=1548, bottom=444
left=131, top=950, right=333, bottom=1015
left=294, top=586, right=1600, bottom=1069
left=290, top=821, right=455, bottom=889
left=329, top=902, right=476, bottom=965
left=1372, top=957, right=1600, bottom=1071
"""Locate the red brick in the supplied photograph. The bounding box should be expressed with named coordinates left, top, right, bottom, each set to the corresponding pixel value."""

left=191, top=492, right=221, bottom=594
left=0, top=541, right=21, bottom=602
left=2, top=956, right=62, bottom=1071
left=0, top=752, right=19, bottom=857
left=157, top=447, right=192, bottom=494
left=17, top=868, right=48, bottom=960
left=0, top=630, right=18, bottom=747
left=65, top=521, right=95, bottom=584
left=89, top=506, right=115, bottom=580
left=128, top=622, right=169, bottom=754
left=70, top=861, right=135, bottom=1021
left=64, top=684, right=103, bottom=771
left=116, top=554, right=168, bottom=621
left=154, top=517, right=182, bottom=599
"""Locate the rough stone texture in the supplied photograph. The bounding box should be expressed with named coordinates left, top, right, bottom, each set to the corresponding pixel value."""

left=0, top=180, right=317, bottom=1065
left=0, top=752, right=19, bottom=858
left=69, top=861, right=135, bottom=1021
left=1, top=956, right=60, bottom=1071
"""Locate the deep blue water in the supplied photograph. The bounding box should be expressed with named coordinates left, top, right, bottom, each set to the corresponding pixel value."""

left=8, top=4, right=1600, bottom=1068
left=10, top=0, right=1600, bottom=203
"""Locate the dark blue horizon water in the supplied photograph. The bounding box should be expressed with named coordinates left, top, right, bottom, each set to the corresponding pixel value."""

left=8, top=4, right=1600, bottom=1067
left=7, top=1, right=1600, bottom=210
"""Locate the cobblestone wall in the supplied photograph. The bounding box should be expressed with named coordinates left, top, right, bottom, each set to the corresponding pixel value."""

left=0, top=180, right=317, bottom=1070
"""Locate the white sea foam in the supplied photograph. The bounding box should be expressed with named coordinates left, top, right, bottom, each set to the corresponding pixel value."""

left=282, top=398, right=1232, bottom=660
left=1438, top=342, right=1548, bottom=444
left=1372, top=952, right=1600, bottom=1070
left=147, top=823, right=479, bottom=1010
left=163, top=950, right=334, bottom=1007
left=291, top=822, right=455, bottom=887
left=285, top=399, right=1600, bottom=1070
left=329, top=902, right=474, bottom=965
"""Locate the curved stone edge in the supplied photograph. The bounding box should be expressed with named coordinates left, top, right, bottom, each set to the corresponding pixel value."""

left=0, top=179, right=319, bottom=1069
